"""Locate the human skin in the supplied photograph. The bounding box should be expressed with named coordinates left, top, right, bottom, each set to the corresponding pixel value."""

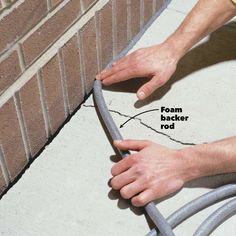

left=96, top=0, right=236, bottom=100
left=111, top=138, right=236, bottom=207
left=96, top=0, right=236, bottom=207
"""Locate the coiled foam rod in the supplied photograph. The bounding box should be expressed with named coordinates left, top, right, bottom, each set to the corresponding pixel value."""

left=93, top=80, right=236, bottom=236
left=93, top=80, right=174, bottom=236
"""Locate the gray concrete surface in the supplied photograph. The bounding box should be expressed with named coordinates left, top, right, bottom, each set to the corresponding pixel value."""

left=0, top=1, right=236, bottom=235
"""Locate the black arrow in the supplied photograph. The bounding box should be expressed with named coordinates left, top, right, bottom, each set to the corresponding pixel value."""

left=120, top=109, right=159, bottom=128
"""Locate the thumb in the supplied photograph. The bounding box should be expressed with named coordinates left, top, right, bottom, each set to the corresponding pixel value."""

left=114, top=139, right=151, bottom=151
left=137, top=75, right=164, bottom=100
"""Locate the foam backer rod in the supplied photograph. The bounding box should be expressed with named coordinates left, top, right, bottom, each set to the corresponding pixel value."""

left=93, top=80, right=236, bottom=236
left=93, top=80, right=175, bottom=236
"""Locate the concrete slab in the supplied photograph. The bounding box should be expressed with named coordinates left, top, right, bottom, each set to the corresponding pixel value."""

left=0, top=1, right=236, bottom=236
left=167, top=0, right=197, bottom=14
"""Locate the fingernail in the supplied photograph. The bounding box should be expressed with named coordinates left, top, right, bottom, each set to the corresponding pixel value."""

left=137, top=91, right=146, bottom=100
left=114, top=140, right=122, bottom=144
left=101, top=69, right=107, bottom=74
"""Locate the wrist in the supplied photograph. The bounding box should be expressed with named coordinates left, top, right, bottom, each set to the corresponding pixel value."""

left=179, top=144, right=220, bottom=182
left=178, top=147, right=203, bottom=182
left=179, top=140, right=236, bottom=182
left=163, top=32, right=192, bottom=62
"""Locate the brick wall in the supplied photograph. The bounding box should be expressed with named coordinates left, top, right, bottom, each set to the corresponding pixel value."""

left=0, top=0, right=168, bottom=196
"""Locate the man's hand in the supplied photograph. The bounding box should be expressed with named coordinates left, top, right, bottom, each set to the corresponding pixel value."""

left=111, top=137, right=236, bottom=207
left=110, top=139, right=192, bottom=207
left=96, top=0, right=236, bottom=101
left=96, top=44, right=179, bottom=100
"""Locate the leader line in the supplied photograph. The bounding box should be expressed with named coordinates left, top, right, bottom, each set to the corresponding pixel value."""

left=120, top=109, right=159, bottom=128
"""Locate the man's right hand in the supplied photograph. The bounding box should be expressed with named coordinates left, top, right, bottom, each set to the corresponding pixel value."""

left=96, top=0, right=236, bottom=101
left=96, top=43, right=179, bottom=100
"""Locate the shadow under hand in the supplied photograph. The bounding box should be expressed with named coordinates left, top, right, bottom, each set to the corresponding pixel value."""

left=103, top=22, right=236, bottom=108
left=107, top=189, right=144, bottom=216
left=185, top=173, right=236, bottom=189
left=92, top=95, right=145, bottom=216
left=107, top=155, right=144, bottom=216
left=110, top=154, right=121, bottom=163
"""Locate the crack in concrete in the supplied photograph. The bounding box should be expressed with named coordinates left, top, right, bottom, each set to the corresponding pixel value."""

left=83, top=104, right=196, bottom=146
left=167, top=6, right=187, bottom=15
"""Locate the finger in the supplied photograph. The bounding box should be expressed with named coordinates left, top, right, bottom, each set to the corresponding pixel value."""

left=111, top=154, right=138, bottom=176
left=96, top=69, right=107, bottom=80
left=102, top=67, right=140, bottom=86
left=96, top=64, right=125, bottom=81
left=131, top=180, right=184, bottom=207
left=131, top=189, right=156, bottom=207
left=114, top=139, right=151, bottom=151
left=111, top=168, right=136, bottom=190
left=97, top=54, right=132, bottom=80
left=112, top=53, right=131, bottom=67
left=120, top=180, right=146, bottom=199
left=137, top=75, right=164, bottom=100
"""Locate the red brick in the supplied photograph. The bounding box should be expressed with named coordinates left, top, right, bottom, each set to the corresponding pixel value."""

left=82, top=0, right=97, bottom=10
left=144, top=0, right=154, bottom=25
left=130, top=0, right=141, bottom=38
left=61, top=36, right=84, bottom=112
left=0, top=169, right=6, bottom=194
left=41, top=56, right=66, bottom=134
left=19, top=75, right=47, bottom=156
left=79, top=17, right=98, bottom=94
left=50, top=0, right=63, bottom=9
left=97, top=1, right=113, bottom=69
left=114, top=0, right=128, bottom=55
left=0, top=51, right=21, bottom=95
left=22, top=0, right=82, bottom=67
left=156, top=0, right=165, bottom=12
left=0, top=98, right=27, bottom=180
left=0, top=0, right=47, bottom=54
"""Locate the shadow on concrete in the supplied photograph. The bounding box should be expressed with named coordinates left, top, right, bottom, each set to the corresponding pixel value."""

left=92, top=22, right=236, bottom=228
left=103, top=22, right=236, bottom=108
left=92, top=96, right=146, bottom=217
left=185, top=173, right=236, bottom=189
left=107, top=155, right=147, bottom=215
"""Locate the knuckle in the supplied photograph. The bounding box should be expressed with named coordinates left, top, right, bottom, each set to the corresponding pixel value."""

left=120, top=187, right=130, bottom=199
left=129, top=155, right=137, bottom=165
left=111, top=169, right=116, bottom=177
left=157, top=78, right=165, bottom=86
left=134, top=166, right=143, bottom=176
left=142, top=175, right=150, bottom=184
left=111, top=178, right=120, bottom=190
left=133, top=196, right=146, bottom=206
left=111, top=165, right=117, bottom=176
left=174, top=179, right=184, bottom=189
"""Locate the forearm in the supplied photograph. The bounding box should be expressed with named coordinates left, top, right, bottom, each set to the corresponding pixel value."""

left=164, top=0, right=236, bottom=60
left=111, top=138, right=236, bottom=205
left=182, top=136, right=236, bottom=181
